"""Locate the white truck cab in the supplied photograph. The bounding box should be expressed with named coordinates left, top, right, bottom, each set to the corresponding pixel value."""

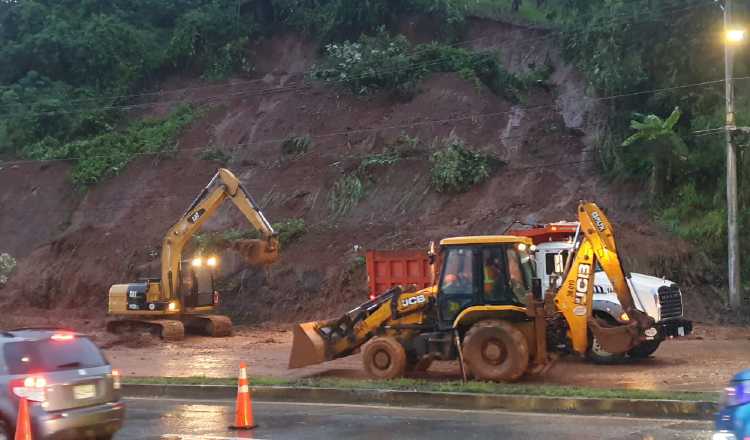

left=513, top=222, right=692, bottom=362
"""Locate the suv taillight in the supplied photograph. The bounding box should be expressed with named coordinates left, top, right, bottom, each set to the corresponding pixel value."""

left=11, top=376, right=47, bottom=402
left=111, top=369, right=121, bottom=390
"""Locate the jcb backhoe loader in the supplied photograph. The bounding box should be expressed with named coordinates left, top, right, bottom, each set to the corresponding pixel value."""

left=289, top=201, right=656, bottom=381
left=107, top=168, right=279, bottom=340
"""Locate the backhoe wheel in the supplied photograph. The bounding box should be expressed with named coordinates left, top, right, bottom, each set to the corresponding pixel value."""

left=362, top=336, right=407, bottom=379
left=463, top=320, right=529, bottom=382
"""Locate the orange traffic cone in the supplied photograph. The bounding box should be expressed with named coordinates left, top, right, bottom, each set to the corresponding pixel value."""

left=15, top=397, right=32, bottom=440
left=229, top=362, right=257, bottom=430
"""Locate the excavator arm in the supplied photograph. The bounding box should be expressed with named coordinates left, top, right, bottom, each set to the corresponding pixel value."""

left=160, top=168, right=279, bottom=300
left=554, top=202, right=654, bottom=355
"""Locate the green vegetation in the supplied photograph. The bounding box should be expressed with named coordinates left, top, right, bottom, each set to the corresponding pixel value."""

left=281, top=135, right=312, bottom=156
left=123, top=375, right=718, bottom=402
left=0, top=253, right=16, bottom=287
left=194, top=218, right=307, bottom=253
left=311, top=29, right=528, bottom=101
left=329, top=173, right=365, bottom=217
left=431, top=136, right=502, bottom=193
left=199, top=147, right=232, bottom=164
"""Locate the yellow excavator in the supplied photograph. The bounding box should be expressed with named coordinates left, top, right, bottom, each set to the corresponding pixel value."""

left=289, top=201, right=656, bottom=381
left=107, top=168, right=279, bottom=340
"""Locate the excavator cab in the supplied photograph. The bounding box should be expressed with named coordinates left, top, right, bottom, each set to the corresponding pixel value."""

left=181, top=255, right=219, bottom=308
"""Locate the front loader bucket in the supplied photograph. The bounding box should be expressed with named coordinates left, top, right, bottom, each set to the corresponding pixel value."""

left=288, top=322, right=328, bottom=369
left=588, top=318, right=640, bottom=354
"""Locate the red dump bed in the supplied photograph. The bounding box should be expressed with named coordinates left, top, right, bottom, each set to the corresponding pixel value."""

left=365, top=250, right=432, bottom=300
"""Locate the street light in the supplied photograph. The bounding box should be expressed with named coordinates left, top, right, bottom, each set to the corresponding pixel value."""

left=726, top=28, right=747, bottom=44
left=721, top=0, right=745, bottom=309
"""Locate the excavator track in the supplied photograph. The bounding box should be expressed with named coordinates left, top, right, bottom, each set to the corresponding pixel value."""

left=106, top=318, right=185, bottom=342
left=185, top=314, right=233, bottom=337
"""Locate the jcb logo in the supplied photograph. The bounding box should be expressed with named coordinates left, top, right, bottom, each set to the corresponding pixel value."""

left=575, top=263, right=591, bottom=305
left=591, top=212, right=607, bottom=232
left=401, top=294, right=426, bottom=308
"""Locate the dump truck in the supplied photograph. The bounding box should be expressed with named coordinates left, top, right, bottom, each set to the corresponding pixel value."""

left=289, top=201, right=659, bottom=381
left=106, top=168, right=279, bottom=340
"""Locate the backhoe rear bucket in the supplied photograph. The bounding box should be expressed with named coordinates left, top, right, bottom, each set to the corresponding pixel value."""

left=232, top=239, right=280, bottom=266
left=288, top=322, right=328, bottom=369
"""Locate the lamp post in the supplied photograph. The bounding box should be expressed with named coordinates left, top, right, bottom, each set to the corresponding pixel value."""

left=722, top=0, right=745, bottom=308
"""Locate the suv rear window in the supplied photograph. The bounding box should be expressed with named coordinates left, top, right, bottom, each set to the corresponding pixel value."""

left=3, top=337, right=106, bottom=374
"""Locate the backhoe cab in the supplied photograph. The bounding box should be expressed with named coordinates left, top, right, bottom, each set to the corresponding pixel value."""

left=107, top=168, right=279, bottom=341
left=289, top=201, right=657, bottom=381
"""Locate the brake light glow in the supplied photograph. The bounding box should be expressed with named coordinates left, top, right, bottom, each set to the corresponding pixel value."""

left=11, top=376, right=47, bottom=402
left=50, top=333, right=74, bottom=341
left=111, top=369, right=121, bottom=390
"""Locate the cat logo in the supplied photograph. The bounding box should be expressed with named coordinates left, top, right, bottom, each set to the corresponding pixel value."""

left=401, top=294, right=426, bottom=308
left=575, top=263, right=591, bottom=305
left=188, top=208, right=206, bottom=224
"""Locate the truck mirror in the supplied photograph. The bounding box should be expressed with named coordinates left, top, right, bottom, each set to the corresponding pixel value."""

left=532, top=278, right=543, bottom=301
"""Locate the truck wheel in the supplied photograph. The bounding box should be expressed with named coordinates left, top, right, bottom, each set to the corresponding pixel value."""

left=628, top=340, right=661, bottom=359
left=463, top=320, right=529, bottom=382
left=587, top=334, right=626, bottom=365
left=362, top=337, right=407, bottom=379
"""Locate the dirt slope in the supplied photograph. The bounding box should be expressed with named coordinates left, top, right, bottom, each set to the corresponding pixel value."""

left=0, top=19, right=713, bottom=327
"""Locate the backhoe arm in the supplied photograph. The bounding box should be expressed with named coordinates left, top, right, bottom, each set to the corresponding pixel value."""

left=554, top=202, right=654, bottom=355
left=161, top=168, right=279, bottom=300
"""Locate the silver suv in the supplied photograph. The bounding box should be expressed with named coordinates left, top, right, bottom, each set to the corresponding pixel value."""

left=0, top=328, right=124, bottom=439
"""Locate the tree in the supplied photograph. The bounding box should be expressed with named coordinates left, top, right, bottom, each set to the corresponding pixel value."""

left=622, top=107, right=689, bottom=198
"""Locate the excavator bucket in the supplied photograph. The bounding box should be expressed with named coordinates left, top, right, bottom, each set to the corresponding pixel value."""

left=288, top=321, right=328, bottom=369
left=232, top=239, right=280, bottom=266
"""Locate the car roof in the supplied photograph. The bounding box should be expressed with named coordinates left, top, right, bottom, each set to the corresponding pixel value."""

left=0, top=328, right=80, bottom=343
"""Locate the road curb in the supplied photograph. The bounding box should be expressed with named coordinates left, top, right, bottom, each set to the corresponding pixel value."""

left=122, top=384, right=717, bottom=420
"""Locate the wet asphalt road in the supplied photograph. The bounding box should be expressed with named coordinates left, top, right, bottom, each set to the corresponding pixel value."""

left=117, top=397, right=713, bottom=440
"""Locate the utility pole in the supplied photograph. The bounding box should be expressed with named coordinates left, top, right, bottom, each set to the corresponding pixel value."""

left=724, top=0, right=741, bottom=308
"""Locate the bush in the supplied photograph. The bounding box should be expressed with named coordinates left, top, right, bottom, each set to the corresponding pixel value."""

left=194, top=219, right=307, bottom=253
left=199, top=148, right=232, bottom=164
left=329, top=174, right=365, bottom=216
left=430, top=136, right=500, bottom=193
left=311, top=30, right=526, bottom=101
left=22, top=106, right=198, bottom=186
left=281, top=135, right=312, bottom=155
left=0, top=253, right=16, bottom=287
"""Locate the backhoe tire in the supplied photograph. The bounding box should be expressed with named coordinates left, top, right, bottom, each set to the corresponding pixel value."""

left=463, top=320, right=529, bottom=382
left=362, top=336, right=407, bottom=380
left=628, top=340, right=661, bottom=359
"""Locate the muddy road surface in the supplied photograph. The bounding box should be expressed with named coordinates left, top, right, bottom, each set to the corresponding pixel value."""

left=104, top=324, right=749, bottom=392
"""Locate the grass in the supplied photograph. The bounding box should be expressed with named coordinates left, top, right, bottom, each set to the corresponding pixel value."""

left=123, top=376, right=719, bottom=402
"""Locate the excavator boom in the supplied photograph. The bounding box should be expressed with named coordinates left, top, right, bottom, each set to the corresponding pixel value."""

left=161, top=168, right=279, bottom=300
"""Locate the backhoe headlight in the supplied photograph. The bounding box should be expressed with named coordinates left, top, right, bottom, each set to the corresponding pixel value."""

left=517, top=243, right=527, bottom=251
left=191, top=257, right=203, bottom=267
left=207, top=257, right=217, bottom=267
left=168, top=301, right=178, bottom=312
left=620, top=312, right=630, bottom=322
